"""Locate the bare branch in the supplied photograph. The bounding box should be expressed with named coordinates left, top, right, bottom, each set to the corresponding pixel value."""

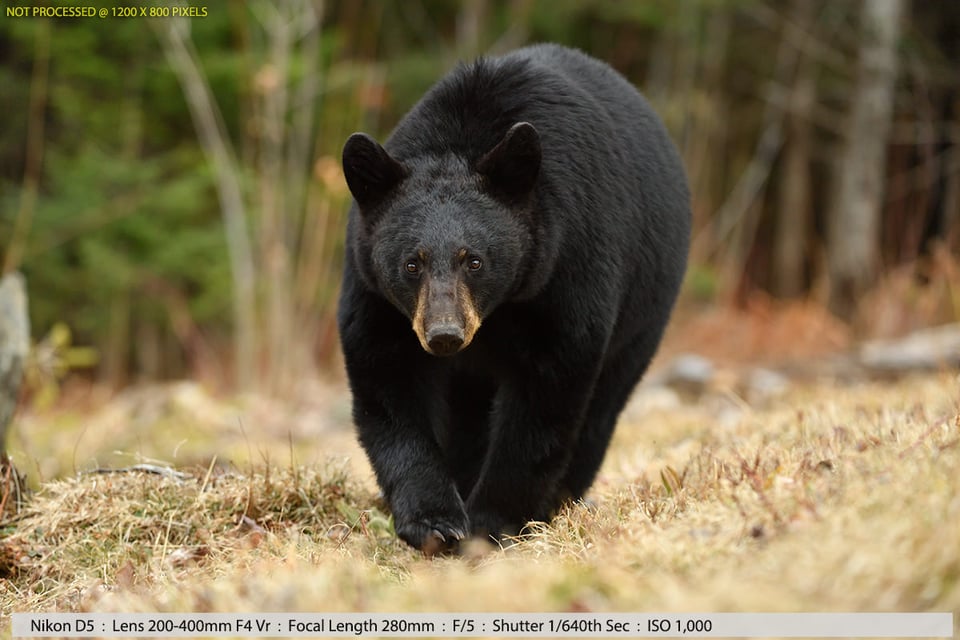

left=4, top=21, right=50, bottom=276
left=152, top=12, right=257, bottom=390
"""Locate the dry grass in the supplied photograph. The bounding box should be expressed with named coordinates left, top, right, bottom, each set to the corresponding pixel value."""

left=1, top=372, right=959, bottom=632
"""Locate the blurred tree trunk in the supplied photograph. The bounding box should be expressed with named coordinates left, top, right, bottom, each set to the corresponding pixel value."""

left=707, top=28, right=792, bottom=289
left=136, top=320, right=162, bottom=382
left=3, top=20, right=49, bottom=275
left=686, top=6, right=730, bottom=239
left=103, top=294, right=131, bottom=389
left=156, top=1, right=325, bottom=393
left=826, top=0, right=904, bottom=321
left=286, top=2, right=325, bottom=383
left=254, top=3, right=295, bottom=393
left=772, top=0, right=816, bottom=299
left=456, top=0, right=486, bottom=58
left=0, top=273, right=29, bottom=456
left=253, top=1, right=324, bottom=394
left=944, top=140, right=960, bottom=253
left=925, top=87, right=960, bottom=256
left=155, top=16, right=257, bottom=390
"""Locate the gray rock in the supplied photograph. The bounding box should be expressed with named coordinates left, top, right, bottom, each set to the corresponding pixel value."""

left=743, top=367, right=791, bottom=402
left=860, top=323, right=960, bottom=375
left=650, top=353, right=716, bottom=395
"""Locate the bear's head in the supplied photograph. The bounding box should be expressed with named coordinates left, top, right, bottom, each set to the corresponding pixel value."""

left=342, top=122, right=541, bottom=357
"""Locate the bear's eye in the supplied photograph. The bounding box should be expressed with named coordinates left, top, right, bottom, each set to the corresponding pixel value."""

left=467, top=257, right=483, bottom=271
left=404, top=261, right=420, bottom=275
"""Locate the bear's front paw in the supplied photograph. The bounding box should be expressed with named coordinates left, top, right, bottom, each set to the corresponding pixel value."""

left=466, top=507, right=522, bottom=543
left=390, top=481, right=469, bottom=555
left=395, top=515, right=468, bottom=556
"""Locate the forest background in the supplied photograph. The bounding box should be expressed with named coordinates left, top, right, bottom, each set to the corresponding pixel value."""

left=1, top=0, right=958, bottom=396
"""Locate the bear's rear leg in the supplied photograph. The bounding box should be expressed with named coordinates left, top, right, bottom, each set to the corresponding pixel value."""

left=560, top=333, right=662, bottom=499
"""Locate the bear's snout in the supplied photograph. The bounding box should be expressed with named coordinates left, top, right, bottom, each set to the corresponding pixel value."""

left=412, top=278, right=481, bottom=356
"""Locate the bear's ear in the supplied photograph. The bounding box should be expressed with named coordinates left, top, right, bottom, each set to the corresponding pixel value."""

left=342, top=133, right=407, bottom=209
left=476, top=122, right=541, bottom=201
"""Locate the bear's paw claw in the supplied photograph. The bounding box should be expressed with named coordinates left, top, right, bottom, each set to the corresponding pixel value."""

left=397, top=518, right=467, bottom=556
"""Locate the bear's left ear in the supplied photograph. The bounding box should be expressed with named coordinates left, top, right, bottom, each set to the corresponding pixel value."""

left=476, top=122, right=541, bottom=201
left=342, top=133, right=408, bottom=210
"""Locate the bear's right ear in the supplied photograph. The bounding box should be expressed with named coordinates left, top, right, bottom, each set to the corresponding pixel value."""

left=476, top=122, right=541, bottom=202
left=342, top=133, right=407, bottom=210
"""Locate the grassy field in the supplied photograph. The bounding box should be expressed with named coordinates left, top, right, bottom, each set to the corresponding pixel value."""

left=1, top=371, right=958, bottom=636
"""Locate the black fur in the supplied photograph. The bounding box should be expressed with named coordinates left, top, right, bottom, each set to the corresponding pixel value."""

left=338, top=44, right=690, bottom=553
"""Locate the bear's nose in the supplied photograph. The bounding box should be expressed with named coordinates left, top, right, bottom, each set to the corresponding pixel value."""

left=425, top=324, right=465, bottom=356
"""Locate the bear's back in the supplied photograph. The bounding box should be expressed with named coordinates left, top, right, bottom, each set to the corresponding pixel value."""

left=384, top=44, right=687, bottom=220
left=381, top=44, right=690, bottom=327
left=384, top=45, right=651, bottom=159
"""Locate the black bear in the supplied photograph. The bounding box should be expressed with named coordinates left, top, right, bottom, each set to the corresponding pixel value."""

left=338, top=44, right=690, bottom=554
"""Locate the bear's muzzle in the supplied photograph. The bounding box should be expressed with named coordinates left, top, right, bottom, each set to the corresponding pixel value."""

left=412, top=277, right=481, bottom=357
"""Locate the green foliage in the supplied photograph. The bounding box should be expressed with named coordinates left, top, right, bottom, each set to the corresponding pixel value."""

left=684, top=264, right=721, bottom=303
left=22, top=144, right=229, bottom=339
left=2, top=12, right=233, bottom=379
left=26, top=322, right=99, bottom=409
